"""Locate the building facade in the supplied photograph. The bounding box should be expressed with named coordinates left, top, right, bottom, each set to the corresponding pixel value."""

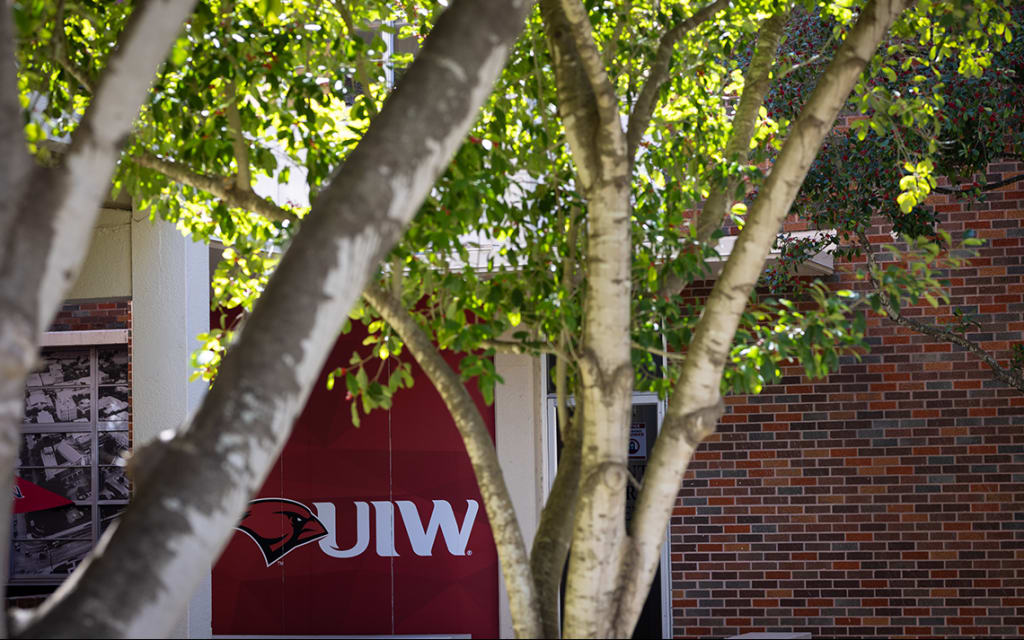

left=10, top=163, right=1024, bottom=637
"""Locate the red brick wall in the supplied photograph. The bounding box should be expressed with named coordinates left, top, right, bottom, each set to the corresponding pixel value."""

left=671, top=165, right=1024, bottom=637
left=49, top=298, right=132, bottom=332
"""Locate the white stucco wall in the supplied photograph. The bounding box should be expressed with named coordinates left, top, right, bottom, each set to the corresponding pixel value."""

left=494, top=353, right=545, bottom=639
left=129, top=213, right=210, bottom=637
left=66, top=209, right=132, bottom=300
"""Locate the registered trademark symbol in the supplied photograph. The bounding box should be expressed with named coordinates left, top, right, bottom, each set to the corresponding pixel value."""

left=467, top=550, right=473, bottom=556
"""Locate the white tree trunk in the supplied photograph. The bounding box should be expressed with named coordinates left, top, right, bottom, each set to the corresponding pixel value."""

left=12, top=1, right=533, bottom=636
left=614, top=1, right=916, bottom=634
left=0, top=3, right=200, bottom=637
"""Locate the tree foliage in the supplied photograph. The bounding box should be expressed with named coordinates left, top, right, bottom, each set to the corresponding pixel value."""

left=6, top=0, right=1021, bottom=637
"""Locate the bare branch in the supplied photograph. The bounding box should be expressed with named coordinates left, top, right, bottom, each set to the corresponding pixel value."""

left=556, top=0, right=621, bottom=132
left=934, top=172, right=1024, bottom=195
left=133, top=151, right=298, bottom=223
left=539, top=0, right=626, bottom=193
left=225, top=84, right=251, bottom=192
left=859, top=231, right=1024, bottom=393
left=631, top=340, right=685, bottom=361
left=625, top=0, right=730, bottom=157
left=363, top=285, right=543, bottom=638
left=530, top=400, right=582, bottom=637
left=658, top=10, right=787, bottom=299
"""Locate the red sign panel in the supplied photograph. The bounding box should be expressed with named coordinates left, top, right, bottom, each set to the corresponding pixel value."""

left=12, top=476, right=73, bottom=514
left=212, top=326, right=498, bottom=637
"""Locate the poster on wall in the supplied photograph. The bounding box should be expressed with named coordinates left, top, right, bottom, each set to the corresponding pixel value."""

left=212, top=327, right=499, bottom=638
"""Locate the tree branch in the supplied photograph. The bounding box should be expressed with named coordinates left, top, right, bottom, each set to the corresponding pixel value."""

left=555, top=0, right=620, bottom=133
left=658, top=10, right=787, bottom=299
left=694, top=10, right=787, bottom=242
left=0, top=0, right=31, bottom=245
left=625, top=0, right=730, bottom=158
left=52, top=0, right=95, bottom=94
left=615, top=0, right=915, bottom=633
left=133, top=151, right=297, bottom=223
left=15, top=1, right=533, bottom=636
left=333, top=0, right=379, bottom=118
left=933, top=172, right=1024, bottom=195
left=225, top=84, right=251, bottom=192
left=530, top=398, right=582, bottom=638
left=539, top=0, right=624, bottom=193
left=362, top=285, right=543, bottom=638
left=7, top=0, right=200, bottom=335
left=859, top=232, right=1024, bottom=393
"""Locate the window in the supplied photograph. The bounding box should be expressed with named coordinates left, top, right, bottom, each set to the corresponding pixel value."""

left=12, top=346, right=130, bottom=582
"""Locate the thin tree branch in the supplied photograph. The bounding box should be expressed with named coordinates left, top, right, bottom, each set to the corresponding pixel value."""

left=659, top=10, right=787, bottom=299
left=858, top=231, right=1024, bottom=393
left=625, top=0, right=730, bottom=158
left=52, top=0, right=95, bottom=94
left=478, top=338, right=562, bottom=357
left=556, top=0, right=621, bottom=133
left=333, top=0, right=379, bottom=118
left=133, top=151, right=298, bottom=223
left=530, top=400, right=582, bottom=638
left=631, top=340, right=685, bottom=361
left=225, top=84, right=251, bottom=192
left=362, top=285, right=544, bottom=638
left=933, top=172, right=1024, bottom=194
left=694, top=10, right=788, bottom=242
left=600, top=0, right=630, bottom=69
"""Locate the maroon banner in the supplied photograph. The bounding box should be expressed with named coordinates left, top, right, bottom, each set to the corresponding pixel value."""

left=212, top=325, right=499, bottom=637
left=12, top=476, right=73, bottom=514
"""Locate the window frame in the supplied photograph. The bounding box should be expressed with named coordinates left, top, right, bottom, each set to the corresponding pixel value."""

left=11, top=345, right=131, bottom=585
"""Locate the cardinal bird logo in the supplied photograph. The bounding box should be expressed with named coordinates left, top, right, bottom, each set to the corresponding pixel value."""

left=236, top=498, right=328, bottom=566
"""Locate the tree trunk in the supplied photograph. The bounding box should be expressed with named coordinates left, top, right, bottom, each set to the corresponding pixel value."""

left=1, top=3, right=201, bottom=637
left=614, top=0, right=915, bottom=634
left=13, top=1, right=533, bottom=636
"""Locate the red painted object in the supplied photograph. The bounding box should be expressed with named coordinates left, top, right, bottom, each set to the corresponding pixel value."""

left=212, top=323, right=498, bottom=637
left=12, top=477, right=73, bottom=514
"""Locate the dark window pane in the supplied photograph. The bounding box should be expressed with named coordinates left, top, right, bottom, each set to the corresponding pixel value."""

left=24, top=388, right=90, bottom=424
left=97, top=432, right=129, bottom=465
left=99, top=467, right=130, bottom=500
left=97, top=386, right=130, bottom=421
left=11, top=539, right=92, bottom=577
left=20, top=468, right=92, bottom=503
left=19, top=433, right=92, bottom=467
left=27, top=352, right=90, bottom=387
left=12, top=506, right=92, bottom=540
left=98, top=348, right=129, bottom=384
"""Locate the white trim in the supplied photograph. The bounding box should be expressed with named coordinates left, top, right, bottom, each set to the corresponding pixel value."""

left=445, top=229, right=836, bottom=276
left=707, top=229, right=834, bottom=277
left=39, top=329, right=129, bottom=347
